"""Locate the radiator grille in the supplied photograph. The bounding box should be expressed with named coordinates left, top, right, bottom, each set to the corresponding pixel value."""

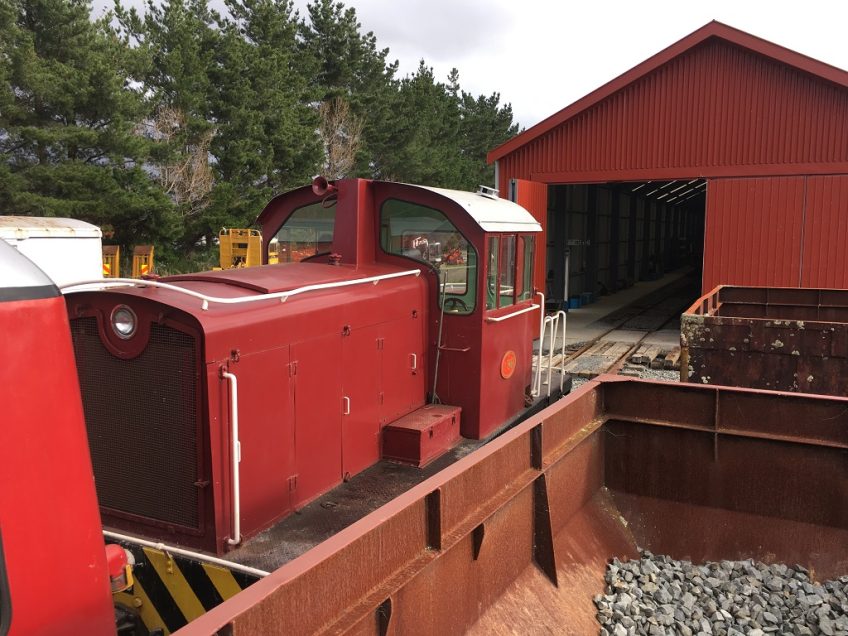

left=71, top=317, right=200, bottom=528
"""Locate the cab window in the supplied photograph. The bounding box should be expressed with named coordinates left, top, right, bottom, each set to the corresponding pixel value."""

left=271, top=202, right=335, bottom=263
left=519, top=235, right=535, bottom=302
left=499, top=235, right=516, bottom=307
left=381, top=199, right=477, bottom=315
left=488, top=234, right=536, bottom=309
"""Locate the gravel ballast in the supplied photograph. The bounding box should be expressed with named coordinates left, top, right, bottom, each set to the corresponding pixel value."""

left=595, top=551, right=848, bottom=636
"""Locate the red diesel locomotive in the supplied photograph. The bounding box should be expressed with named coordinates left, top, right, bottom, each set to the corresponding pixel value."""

left=63, top=178, right=552, bottom=555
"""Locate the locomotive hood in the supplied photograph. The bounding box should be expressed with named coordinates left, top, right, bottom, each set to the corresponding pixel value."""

left=63, top=260, right=425, bottom=364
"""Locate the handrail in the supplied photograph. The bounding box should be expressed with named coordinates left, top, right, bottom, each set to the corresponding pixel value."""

left=531, top=293, right=567, bottom=398
left=485, top=303, right=540, bottom=323
left=221, top=369, right=241, bottom=546
left=59, top=269, right=422, bottom=311
left=102, top=531, right=269, bottom=578
left=533, top=292, right=546, bottom=396
left=544, top=311, right=567, bottom=397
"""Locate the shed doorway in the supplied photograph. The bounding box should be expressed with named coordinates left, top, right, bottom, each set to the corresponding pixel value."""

left=545, top=180, right=706, bottom=309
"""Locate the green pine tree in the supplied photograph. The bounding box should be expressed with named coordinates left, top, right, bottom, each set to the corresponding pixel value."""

left=0, top=0, right=175, bottom=250
left=115, top=0, right=322, bottom=251
left=114, top=0, right=221, bottom=251
left=458, top=91, right=520, bottom=190
left=211, top=0, right=322, bottom=221
left=300, top=0, right=399, bottom=178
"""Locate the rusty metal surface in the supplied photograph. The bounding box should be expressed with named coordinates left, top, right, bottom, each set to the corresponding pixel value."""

left=176, top=377, right=847, bottom=635
left=683, top=285, right=848, bottom=393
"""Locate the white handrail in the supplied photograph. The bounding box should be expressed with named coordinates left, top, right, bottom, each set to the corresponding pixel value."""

left=544, top=311, right=567, bottom=397
left=59, top=269, right=422, bottom=311
left=485, top=303, right=540, bottom=323
left=533, top=292, right=546, bottom=396
left=531, top=293, right=567, bottom=398
left=221, top=369, right=241, bottom=546
left=102, top=530, right=269, bottom=578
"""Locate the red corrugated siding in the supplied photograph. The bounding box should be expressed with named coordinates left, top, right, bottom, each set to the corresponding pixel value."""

left=497, top=39, right=848, bottom=192
left=802, top=175, right=848, bottom=287
left=703, top=177, right=805, bottom=292
left=512, top=179, right=548, bottom=291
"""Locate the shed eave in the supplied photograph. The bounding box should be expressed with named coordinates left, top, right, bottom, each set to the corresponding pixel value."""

left=488, top=20, right=848, bottom=164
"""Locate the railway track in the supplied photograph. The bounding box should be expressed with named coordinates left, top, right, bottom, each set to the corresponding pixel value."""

left=555, top=276, right=699, bottom=380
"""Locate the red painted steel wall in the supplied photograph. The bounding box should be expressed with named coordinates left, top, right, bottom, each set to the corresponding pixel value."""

left=497, top=39, right=848, bottom=193
left=512, top=178, right=548, bottom=292
left=703, top=177, right=804, bottom=291
left=703, top=175, right=848, bottom=292
left=1, top=295, right=115, bottom=635
left=802, top=175, right=848, bottom=287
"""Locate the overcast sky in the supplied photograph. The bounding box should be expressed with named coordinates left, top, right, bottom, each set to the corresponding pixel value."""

left=94, top=0, right=848, bottom=129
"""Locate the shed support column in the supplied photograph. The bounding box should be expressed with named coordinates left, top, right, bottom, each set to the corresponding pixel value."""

left=628, top=195, right=637, bottom=282
left=641, top=199, right=652, bottom=279
left=587, top=187, right=598, bottom=297
left=672, top=208, right=681, bottom=269
left=552, top=187, right=568, bottom=306
left=609, top=187, right=620, bottom=291
left=664, top=205, right=674, bottom=270
left=654, top=202, right=664, bottom=276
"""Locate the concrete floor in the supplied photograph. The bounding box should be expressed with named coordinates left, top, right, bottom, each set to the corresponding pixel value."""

left=555, top=268, right=695, bottom=346
left=565, top=267, right=695, bottom=344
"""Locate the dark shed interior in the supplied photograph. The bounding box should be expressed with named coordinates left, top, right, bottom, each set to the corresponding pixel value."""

left=545, top=180, right=705, bottom=306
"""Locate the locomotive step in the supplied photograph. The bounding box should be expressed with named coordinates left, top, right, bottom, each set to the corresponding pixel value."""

left=382, top=404, right=462, bottom=468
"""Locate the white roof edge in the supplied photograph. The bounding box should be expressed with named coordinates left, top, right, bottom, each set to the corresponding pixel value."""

left=0, top=216, right=102, bottom=239
left=412, top=185, right=543, bottom=233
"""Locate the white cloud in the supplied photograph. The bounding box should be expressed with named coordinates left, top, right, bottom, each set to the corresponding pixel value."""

left=94, top=0, right=848, bottom=129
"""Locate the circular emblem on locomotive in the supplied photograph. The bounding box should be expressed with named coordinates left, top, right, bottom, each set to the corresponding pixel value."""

left=500, top=350, right=517, bottom=379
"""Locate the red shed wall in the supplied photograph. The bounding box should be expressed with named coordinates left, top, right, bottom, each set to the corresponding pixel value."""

left=497, top=38, right=848, bottom=193
left=803, top=175, right=848, bottom=287
left=703, top=175, right=848, bottom=292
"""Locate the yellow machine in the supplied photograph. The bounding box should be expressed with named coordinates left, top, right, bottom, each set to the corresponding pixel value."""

left=132, top=245, right=154, bottom=278
left=102, top=245, right=120, bottom=278
left=219, top=228, right=263, bottom=269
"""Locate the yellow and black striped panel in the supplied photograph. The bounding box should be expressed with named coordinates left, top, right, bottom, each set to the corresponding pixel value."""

left=113, top=545, right=258, bottom=635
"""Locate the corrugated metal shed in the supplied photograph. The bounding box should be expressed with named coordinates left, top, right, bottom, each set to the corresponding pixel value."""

left=491, top=21, right=848, bottom=293
left=489, top=21, right=848, bottom=187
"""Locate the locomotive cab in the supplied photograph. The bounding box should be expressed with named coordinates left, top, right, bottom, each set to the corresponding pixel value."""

left=259, top=178, right=544, bottom=439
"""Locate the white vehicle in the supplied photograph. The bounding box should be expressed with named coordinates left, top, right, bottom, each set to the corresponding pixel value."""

left=0, top=216, right=103, bottom=287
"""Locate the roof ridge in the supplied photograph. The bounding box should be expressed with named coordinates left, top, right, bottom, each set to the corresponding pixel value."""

left=488, top=21, right=848, bottom=163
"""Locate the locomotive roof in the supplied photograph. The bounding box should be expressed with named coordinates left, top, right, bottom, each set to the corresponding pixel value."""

left=0, top=215, right=102, bottom=239
left=414, top=185, right=542, bottom=233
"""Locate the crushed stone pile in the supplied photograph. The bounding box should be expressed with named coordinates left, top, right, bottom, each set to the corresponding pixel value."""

left=595, top=551, right=848, bottom=636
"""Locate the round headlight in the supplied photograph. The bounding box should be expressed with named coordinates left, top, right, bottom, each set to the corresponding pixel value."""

left=111, top=305, right=137, bottom=339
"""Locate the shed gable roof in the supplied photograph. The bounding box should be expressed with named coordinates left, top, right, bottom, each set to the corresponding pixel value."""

left=488, top=21, right=848, bottom=164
